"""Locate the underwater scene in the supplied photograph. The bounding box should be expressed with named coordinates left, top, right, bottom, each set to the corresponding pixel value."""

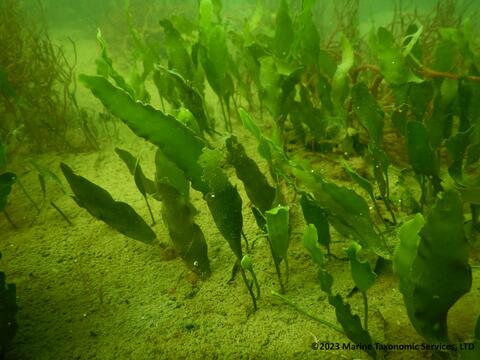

left=1, top=0, right=480, bottom=358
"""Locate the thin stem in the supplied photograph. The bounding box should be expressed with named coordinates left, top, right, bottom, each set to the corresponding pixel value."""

left=384, top=198, right=397, bottom=225
left=408, top=53, right=480, bottom=82
left=50, top=201, right=73, bottom=226
left=272, top=255, right=285, bottom=294
left=240, top=266, right=257, bottom=311
left=144, top=195, right=155, bottom=225
left=351, top=65, right=381, bottom=83
left=248, top=267, right=261, bottom=299
left=226, top=100, right=232, bottom=132
left=3, top=210, right=17, bottom=229
left=159, top=95, right=166, bottom=113
left=383, top=169, right=396, bottom=225
left=362, top=290, right=369, bottom=331
left=272, top=291, right=344, bottom=334
left=354, top=61, right=480, bottom=83
left=232, top=92, right=240, bottom=121
left=373, top=221, right=392, bottom=256
left=422, top=65, right=480, bottom=82
left=284, top=257, right=290, bottom=285
left=370, top=75, right=384, bottom=97
left=219, top=97, right=231, bottom=132
left=259, top=95, right=263, bottom=122
left=419, top=175, right=426, bottom=211
left=16, top=177, right=40, bottom=213
left=371, top=196, right=384, bottom=224
left=251, top=233, right=268, bottom=249
left=241, top=230, right=249, bottom=252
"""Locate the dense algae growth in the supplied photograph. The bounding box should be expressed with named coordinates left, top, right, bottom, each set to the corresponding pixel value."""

left=1, top=0, right=480, bottom=359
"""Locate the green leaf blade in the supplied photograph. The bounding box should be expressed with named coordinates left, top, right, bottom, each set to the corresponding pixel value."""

left=299, top=194, right=331, bottom=248
left=328, top=293, right=377, bottom=359
left=331, top=34, right=354, bottom=106
left=79, top=75, right=208, bottom=194
left=302, top=224, right=325, bottom=267
left=200, top=149, right=243, bottom=260
left=157, top=182, right=210, bottom=276
left=226, top=135, right=275, bottom=213
left=351, top=82, right=384, bottom=145
left=115, top=148, right=157, bottom=198
left=369, top=27, right=421, bottom=85
left=273, top=0, right=294, bottom=58
left=60, top=163, right=156, bottom=244
left=412, top=190, right=472, bottom=342
left=266, top=205, right=290, bottom=264
left=393, top=213, right=425, bottom=331
left=406, top=121, right=439, bottom=178
left=345, top=241, right=377, bottom=292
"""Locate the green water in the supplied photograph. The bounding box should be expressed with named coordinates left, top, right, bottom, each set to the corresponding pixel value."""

left=29, top=1, right=480, bottom=32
